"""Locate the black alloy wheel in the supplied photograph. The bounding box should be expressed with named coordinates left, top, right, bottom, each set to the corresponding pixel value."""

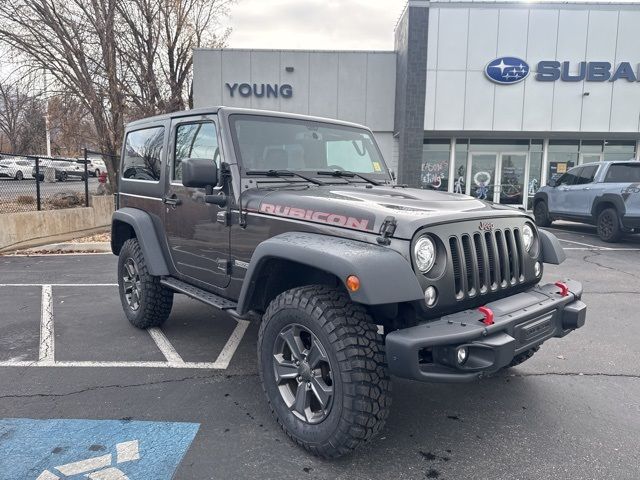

left=597, top=208, right=622, bottom=243
left=122, top=257, right=142, bottom=311
left=272, top=323, right=334, bottom=424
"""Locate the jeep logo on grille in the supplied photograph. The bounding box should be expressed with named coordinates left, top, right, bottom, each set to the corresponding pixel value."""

left=478, top=221, right=494, bottom=232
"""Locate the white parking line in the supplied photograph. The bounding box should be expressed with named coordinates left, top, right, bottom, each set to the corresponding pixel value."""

left=0, top=360, right=227, bottom=369
left=147, top=328, right=185, bottom=364
left=212, top=320, right=250, bottom=369
left=557, top=238, right=612, bottom=249
left=0, top=283, right=118, bottom=287
left=0, top=283, right=250, bottom=370
left=38, top=285, right=54, bottom=364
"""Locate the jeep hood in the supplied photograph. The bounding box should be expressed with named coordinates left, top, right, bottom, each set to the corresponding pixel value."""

left=242, top=185, right=530, bottom=240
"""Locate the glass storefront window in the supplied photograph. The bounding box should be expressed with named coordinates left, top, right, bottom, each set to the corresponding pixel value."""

left=421, top=139, right=450, bottom=191
left=453, top=139, right=468, bottom=194
left=603, top=140, right=636, bottom=161
left=548, top=140, right=578, bottom=182
left=527, top=152, right=543, bottom=209
left=469, top=139, right=529, bottom=152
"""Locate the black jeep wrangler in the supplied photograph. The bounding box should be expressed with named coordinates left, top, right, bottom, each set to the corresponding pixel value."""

left=111, top=107, right=586, bottom=458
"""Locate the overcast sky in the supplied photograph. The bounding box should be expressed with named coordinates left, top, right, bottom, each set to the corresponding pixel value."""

left=226, top=0, right=407, bottom=50
left=226, top=0, right=640, bottom=51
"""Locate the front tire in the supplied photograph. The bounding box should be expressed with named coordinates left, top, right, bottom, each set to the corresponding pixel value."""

left=534, top=201, right=552, bottom=227
left=15, top=171, right=23, bottom=181
left=117, top=238, right=173, bottom=328
left=597, top=208, right=622, bottom=243
left=258, top=285, right=391, bottom=458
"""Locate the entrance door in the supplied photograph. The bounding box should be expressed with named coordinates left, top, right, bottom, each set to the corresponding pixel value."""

left=163, top=116, right=230, bottom=290
left=467, top=154, right=497, bottom=202
left=497, top=153, right=527, bottom=207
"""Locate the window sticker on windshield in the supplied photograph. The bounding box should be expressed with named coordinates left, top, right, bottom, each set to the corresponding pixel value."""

left=372, top=162, right=382, bottom=172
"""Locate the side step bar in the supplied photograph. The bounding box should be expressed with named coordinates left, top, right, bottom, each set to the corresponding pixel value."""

left=160, top=277, right=238, bottom=311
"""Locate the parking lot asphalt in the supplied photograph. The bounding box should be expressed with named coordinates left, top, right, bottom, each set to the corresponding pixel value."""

left=0, top=224, right=639, bottom=479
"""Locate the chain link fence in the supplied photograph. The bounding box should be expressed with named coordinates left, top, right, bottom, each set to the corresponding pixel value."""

left=0, top=149, right=118, bottom=214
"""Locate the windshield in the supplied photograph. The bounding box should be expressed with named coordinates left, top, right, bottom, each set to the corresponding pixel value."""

left=229, top=114, right=389, bottom=179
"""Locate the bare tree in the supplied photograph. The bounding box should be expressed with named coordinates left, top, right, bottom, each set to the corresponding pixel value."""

left=0, top=74, right=46, bottom=154
left=0, top=0, right=231, bottom=186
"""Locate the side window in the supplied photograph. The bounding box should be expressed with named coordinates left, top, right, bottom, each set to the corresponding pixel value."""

left=558, top=167, right=580, bottom=186
left=122, top=127, right=165, bottom=182
left=575, top=165, right=598, bottom=185
left=174, top=122, right=219, bottom=181
left=604, top=163, right=640, bottom=183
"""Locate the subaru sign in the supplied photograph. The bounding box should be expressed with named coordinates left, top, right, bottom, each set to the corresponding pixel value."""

left=487, top=58, right=640, bottom=84
left=485, top=57, right=530, bottom=84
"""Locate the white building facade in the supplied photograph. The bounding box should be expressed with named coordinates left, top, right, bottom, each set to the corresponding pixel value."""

left=193, top=1, right=640, bottom=208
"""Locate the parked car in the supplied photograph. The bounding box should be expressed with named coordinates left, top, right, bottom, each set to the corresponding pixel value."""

left=112, top=107, right=586, bottom=458
left=533, top=161, right=640, bottom=242
left=0, top=157, right=33, bottom=180
left=77, top=157, right=107, bottom=177
left=32, top=159, right=88, bottom=181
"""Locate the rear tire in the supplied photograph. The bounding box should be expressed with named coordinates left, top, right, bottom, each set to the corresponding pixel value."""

left=117, top=238, right=173, bottom=328
left=597, top=208, right=622, bottom=243
left=258, top=285, right=391, bottom=458
left=534, top=201, right=552, bottom=227
left=59, top=171, right=68, bottom=182
left=15, top=171, right=23, bottom=181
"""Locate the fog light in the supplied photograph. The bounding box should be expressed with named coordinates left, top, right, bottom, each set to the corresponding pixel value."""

left=456, top=346, right=468, bottom=365
left=424, top=286, right=437, bottom=306
left=534, top=261, right=541, bottom=277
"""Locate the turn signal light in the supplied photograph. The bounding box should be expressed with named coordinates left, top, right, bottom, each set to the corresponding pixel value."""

left=478, top=306, right=495, bottom=326
left=346, top=275, right=360, bottom=292
left=555, top=281, right=569, bottom=297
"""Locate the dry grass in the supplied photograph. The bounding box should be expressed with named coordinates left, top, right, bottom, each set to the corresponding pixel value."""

left=69, top=231, right=111, bottom=243
left=16, top=195, right=36, bottom=205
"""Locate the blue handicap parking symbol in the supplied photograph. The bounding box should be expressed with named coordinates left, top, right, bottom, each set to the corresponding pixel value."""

left=0, top=418, right=199, bottom=479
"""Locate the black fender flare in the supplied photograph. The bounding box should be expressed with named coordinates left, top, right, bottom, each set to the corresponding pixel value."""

left=591, top=194, right=626, bottom=219
left=538, top=229, right=566, bottom=265
left=236, top=232, right=424, bottom=315
left=111, top=208, right=169, bottom=276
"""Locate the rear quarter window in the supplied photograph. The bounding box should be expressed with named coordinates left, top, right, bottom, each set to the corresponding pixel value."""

left=604, top=163, right=640, bottom=183
left=122, top=126, right=165, bottom=181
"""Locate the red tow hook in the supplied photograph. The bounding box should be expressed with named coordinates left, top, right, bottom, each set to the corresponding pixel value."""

left=478, top=306, right=494, bottom=326
left=555, top=281, right=570, bottom=297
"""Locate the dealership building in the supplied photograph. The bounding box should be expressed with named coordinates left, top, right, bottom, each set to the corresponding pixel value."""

left=194, top=0, right=640, bottom=208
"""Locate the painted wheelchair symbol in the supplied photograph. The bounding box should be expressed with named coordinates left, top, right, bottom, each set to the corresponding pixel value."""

left=37, top=440, right=140, bottom=480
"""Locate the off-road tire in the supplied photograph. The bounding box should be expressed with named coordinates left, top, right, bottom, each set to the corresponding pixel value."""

left=258, top=285, right=391, bottom=458
left=59, top=171, right=68, bottom=182
left=15, top=171, right=23, bottom=181
left=534, top=201, right=552, bottom=227
left=506, top=346, right=540, bottom=368
left=597, top=208, right=622, bottom=243
left=117, top=238, right=173, bottom=328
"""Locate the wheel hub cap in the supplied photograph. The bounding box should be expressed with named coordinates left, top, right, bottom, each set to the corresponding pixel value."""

left=272, top=324, right=334, bottom=424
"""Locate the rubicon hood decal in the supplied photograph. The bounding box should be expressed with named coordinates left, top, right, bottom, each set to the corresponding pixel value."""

left=260, top=203, right=374, bottom=231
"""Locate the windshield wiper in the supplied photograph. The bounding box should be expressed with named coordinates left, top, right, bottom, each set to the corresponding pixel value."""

left=246, top=169, right=325, bottom=185
left=316, top=169, right=382, bottom=186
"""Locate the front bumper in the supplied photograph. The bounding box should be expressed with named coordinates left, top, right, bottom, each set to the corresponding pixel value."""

left=385, top=280, right=586, bottom=383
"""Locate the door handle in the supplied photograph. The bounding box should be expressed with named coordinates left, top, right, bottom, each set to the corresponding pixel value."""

left=163, top=194, right=181, bottom=206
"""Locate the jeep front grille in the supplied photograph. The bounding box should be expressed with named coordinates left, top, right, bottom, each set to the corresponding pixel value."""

left=449, top=228, right=525, bottom=300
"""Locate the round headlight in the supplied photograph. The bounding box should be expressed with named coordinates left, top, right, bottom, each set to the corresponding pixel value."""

left=522, top=224, right=534, bottom=252
left=414, top=236, right=436, bottom=273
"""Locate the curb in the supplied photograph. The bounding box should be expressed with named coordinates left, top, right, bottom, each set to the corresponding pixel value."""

left=10, top=242, right=111, bottom=255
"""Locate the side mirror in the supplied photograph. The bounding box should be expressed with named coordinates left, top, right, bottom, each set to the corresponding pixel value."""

left=547, top=178, right=557, bottom=187
left=181, top=158, right=218, bottom=188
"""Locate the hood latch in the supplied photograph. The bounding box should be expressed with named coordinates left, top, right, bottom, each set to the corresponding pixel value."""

left=377, top=216, right=397, bottom=245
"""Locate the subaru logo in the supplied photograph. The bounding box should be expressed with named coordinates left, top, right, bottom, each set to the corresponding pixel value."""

left=485, top=57, right=530, bottom=84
